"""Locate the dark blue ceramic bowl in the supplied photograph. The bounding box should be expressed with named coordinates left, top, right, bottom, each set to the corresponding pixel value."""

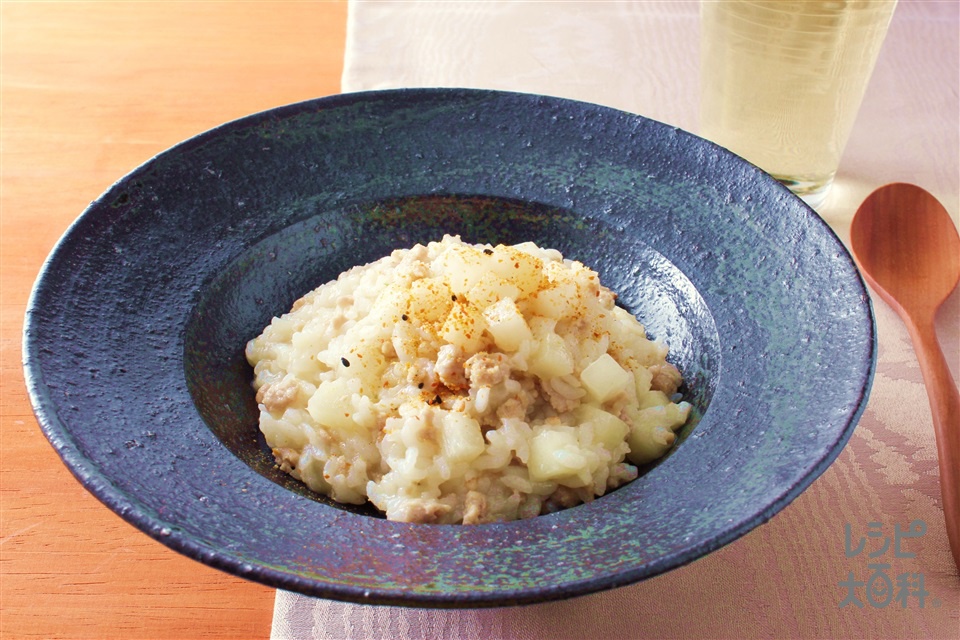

left=23, top=89, right=875, bottom=607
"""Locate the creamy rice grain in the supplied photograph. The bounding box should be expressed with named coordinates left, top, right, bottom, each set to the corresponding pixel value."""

left=246, top=235, right=690, bottom=524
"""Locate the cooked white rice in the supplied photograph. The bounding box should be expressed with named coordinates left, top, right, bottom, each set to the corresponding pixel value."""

left=246, top=235, right=690, bottom=524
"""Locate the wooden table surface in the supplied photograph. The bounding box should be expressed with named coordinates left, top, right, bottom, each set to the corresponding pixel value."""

left=1, top=2, right=347, bottom=637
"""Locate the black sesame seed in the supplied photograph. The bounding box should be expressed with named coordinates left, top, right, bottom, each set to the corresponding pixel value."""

left=451, top=294, right=458, bottom=301
left=401, top=314, right=409, bottom=321
left=341, top=357, right=350, bottom=367
left=483, top=248, right=494, bottom=255
left=418, top=382, right=424, bottom=389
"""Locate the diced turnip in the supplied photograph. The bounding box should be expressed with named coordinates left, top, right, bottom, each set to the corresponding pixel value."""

left=580, top=353, right=630, bottom=402
left=511, top=241, right=562, bottom=263
left=624, top=402, right=690, bottom=465
left=488, top=245, right=544, bottom=298
left=339, top=339, right=386, bottom=396
left=467, top=272, right=520, bottom=309
left=632, top=363, right=653, bottom=398
left=574, top=404, right=629, bottom=451
left=407, top=278, right=453, bottom=323
left=390, top=320, right=419, bottom=363
left=529, top=284, right=577, bottom=319
left=527, top=427, right=585, bottom=482
left=369, top=283, right=407, bottom=324
left=307, top=379, right=363, bottom=438
left=288, top=324, right=329, bottom=378
left=625, top=423, right=674, bottom=466
left=483, top=297, right=533, bottom=352
left=528, top=331, right=574, bottom=379
left=637, top=389, right=671, bottom=409
left=440, top=412, right=486, bottom=463
left=441, top=301, right=486, bottom=352
left=437, top=245, right=487, bottom=295
left=610, top=306, right=646, bottom=337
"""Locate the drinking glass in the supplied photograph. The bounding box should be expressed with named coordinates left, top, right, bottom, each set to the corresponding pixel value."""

left=700, top=0, right=898, bottom=208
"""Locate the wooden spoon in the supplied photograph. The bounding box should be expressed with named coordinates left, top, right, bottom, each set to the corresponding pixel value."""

left=850, top=183, right=960, bottom=573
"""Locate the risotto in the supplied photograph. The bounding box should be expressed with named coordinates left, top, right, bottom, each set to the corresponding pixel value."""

left=245, top=235, right=690, bottom=524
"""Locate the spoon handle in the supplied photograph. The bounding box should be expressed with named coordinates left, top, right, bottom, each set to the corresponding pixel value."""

left=907, top=314, right=960, bottom=573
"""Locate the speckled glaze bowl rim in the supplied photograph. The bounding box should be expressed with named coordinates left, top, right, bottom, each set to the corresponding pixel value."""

left=23, top=88, right=876, bottom=607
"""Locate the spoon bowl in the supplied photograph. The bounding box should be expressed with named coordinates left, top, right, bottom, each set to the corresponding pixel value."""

left=850, top=182, right=960, bottom=573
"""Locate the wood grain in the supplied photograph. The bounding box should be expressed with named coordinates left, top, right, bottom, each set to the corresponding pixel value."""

left=849, top=183, right=960, bottom=573
left=1, top=2, right=347, bottom=637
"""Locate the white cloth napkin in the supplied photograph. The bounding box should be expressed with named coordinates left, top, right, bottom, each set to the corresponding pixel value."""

left=339, top=0, right=701, bottom=132
left=273, top=2, right=959, bottom=638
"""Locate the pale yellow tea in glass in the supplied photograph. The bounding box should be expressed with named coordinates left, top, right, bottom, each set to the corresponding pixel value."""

left=700, top=1, right=897, bottom=208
